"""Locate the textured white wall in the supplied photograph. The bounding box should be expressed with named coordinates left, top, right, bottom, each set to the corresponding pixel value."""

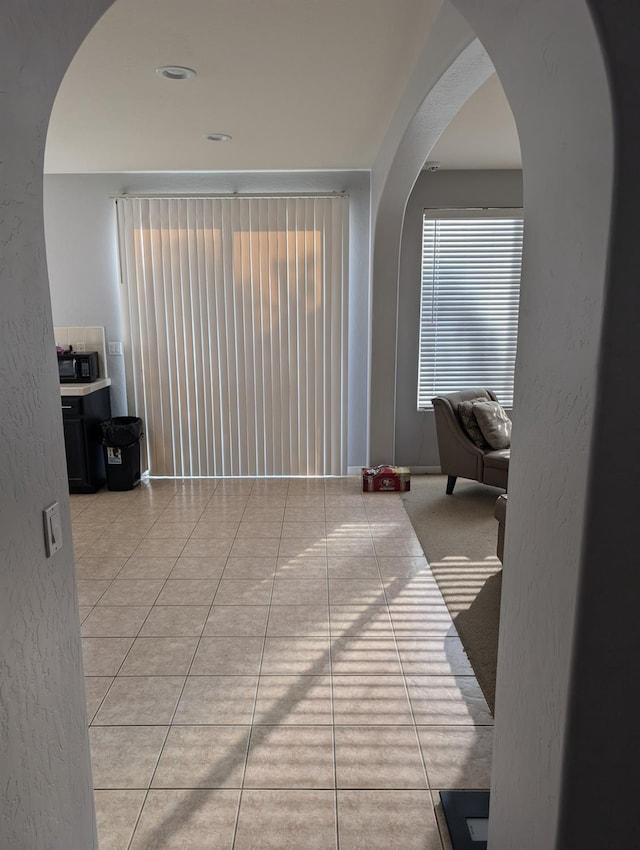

left=447, top=0, right=615, bottom=847
left=549, top=3, right=640, bottom=846
left=0, top=2, right=112, bottom=847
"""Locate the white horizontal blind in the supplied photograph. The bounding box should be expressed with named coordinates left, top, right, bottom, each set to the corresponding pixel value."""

left=116, top=195, right=348, bottom=476
left=417, top=210, right=523, bottom=409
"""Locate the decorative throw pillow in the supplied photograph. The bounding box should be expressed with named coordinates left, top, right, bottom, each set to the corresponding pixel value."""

left=471, top=400, right=512, bottom=450
left=457, top=399, right=491, bottom=448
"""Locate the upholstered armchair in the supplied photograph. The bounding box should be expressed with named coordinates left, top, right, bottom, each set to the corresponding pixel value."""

left=432, top=388, right=510, bottom=494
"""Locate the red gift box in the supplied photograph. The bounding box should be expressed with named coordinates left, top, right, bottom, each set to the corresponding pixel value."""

left=362, top=465, right=410, bottom=492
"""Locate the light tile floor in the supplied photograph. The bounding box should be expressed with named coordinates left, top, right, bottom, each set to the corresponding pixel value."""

left=72, top=477, right=493, bottom=850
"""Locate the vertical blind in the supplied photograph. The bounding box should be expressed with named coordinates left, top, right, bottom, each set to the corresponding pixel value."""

left=417, top=210, right=524, bottom=409
left=116, top=195, right=348, bottom=477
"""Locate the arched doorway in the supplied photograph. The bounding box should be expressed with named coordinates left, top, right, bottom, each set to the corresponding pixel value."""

left=368, top=1, right=639, bottom=847
left=2, top=2, right=639, bottom=848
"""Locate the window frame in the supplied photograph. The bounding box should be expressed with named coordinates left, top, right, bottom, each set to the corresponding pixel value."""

left=417, top=207, right=524, bottom=411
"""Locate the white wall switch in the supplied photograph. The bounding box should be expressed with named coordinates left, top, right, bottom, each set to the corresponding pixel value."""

left=108, top=341, right=123, bottom=356
left=75, top=341, right=86, bottom=351
left=43, top=503, right=63, bottom=557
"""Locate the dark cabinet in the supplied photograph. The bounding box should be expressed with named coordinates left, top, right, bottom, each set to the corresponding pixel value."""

left=61, top=387, right=111, bottom=493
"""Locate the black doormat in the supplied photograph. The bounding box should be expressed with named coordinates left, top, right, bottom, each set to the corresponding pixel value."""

left=440, top=790, right=490, bottom=849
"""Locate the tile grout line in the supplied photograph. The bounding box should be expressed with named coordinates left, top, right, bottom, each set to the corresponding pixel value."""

left=324, top=486, right=341, bottom=850
left=79, top=477, right=483, bottom=850
left=108, top=479, right=215, bottom=850
left=229, top=478, right=284, bottom=850
left=382, top=499, right=439, bottom=796
left=121, top=479, right=215, bottom=843
left=115, top=480, right=214, bottom=850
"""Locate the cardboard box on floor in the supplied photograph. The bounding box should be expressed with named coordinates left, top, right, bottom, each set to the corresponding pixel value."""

left=362, top=465, right=410, bottom=492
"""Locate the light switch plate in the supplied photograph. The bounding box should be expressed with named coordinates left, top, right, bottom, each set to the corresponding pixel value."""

left=108, top=341, right=123, bottom=356
left=43, top=503, right=63, bottom=557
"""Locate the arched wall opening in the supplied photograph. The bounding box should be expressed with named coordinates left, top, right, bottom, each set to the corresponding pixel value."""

left=2, top=1, right=640, bottom=848
left=369, top=0, right=640, bottom=847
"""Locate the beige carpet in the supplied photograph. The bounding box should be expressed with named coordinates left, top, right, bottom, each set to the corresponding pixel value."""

left=401, top=474, right=503, bottom=714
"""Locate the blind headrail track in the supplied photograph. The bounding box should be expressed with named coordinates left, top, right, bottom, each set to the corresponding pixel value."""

left=112, top=191, right=348, bottom=201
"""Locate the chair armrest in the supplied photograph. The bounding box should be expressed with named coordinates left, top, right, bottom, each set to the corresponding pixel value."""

left=432, top=396, right=486, bottom=481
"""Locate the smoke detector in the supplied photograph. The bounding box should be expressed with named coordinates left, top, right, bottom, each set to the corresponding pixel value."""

left=424, top=161, right=441, bottom=172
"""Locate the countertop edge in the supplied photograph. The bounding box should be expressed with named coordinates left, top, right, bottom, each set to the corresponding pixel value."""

left=60, top=378, right=112, bottom=397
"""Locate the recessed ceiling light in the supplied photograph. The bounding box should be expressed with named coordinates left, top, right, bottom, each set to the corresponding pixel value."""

left=206, top=133, right=232, bottom=142
left=156, top=66, right=197, bottom=81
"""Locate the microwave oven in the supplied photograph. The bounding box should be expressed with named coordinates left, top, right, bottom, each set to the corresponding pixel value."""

left=58, top=351, right=100, bottom=383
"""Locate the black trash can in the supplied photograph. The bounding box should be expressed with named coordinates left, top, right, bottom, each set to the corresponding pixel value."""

left=100, top=416, right=144, bottom=491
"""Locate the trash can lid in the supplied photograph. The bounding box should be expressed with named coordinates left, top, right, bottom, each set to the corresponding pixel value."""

left=100, top=416, right=144, bottom=447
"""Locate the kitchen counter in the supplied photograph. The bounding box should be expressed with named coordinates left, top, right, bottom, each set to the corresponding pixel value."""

left=60, top=378, right=111, bottom=397
left=60, top=383, right=112, bottom=493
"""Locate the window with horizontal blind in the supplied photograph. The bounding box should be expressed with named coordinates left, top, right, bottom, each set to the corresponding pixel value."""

left=417, top=209, right=524, bottom=409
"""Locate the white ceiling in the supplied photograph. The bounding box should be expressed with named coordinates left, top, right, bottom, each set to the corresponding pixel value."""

left=45, top=0, right=521, bottom=174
